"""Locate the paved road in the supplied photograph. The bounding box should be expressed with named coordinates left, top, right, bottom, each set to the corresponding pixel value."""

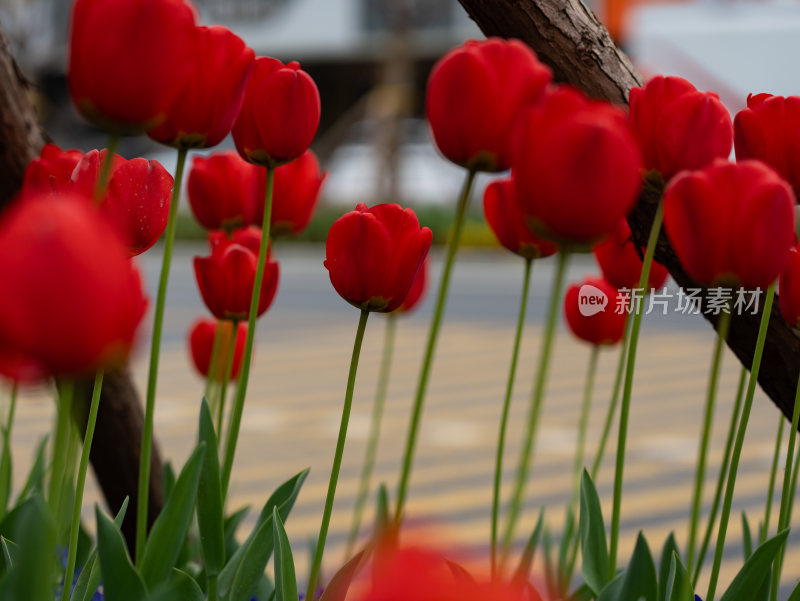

left=10, top=243, right=799, bottom=595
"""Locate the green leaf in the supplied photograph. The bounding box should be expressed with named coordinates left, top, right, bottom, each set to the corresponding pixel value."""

left=140, top=442, right=207, bottom=589
left=597, top=571, right=625, bottom=601
left=513, top=506, right=545, bottom=585
left=719, top=529, right=789, bottom=601
left=543, top=528, right=559, bottom=601
left=580, top=470, right=610, bottom=596
left=71, top=498, right=129, bottom=601
left=151, top=569, right=204, bottom=601
left=16, top=436, right=47, bottom=503
left=787, top=579, right=800, bottom=601
left=663, top=552, right=693, bottom=601
left=0, top=496, right=55, bottom=601
left=0, top=536, right=16, bottom=573
left=163, top=461, right=176, bottom=499
left=570, top=583, right=596, bottom=601
left=197, top=399, right=225, bottom=577
left=95, top=505, right=148, bottom=601
left=219, top=469, right=309, bottom=601
left=599, top=532, right=657, bottom=601
left=375, top=484, right=390, bottom=535
left=319, top=548, right=368, bottom=601
left=559, top=508, right=576, bottom=592
left=224, top=506, right=251, bottom=559
left=273, top=508, right=298, bottom=601
left=0, top=429, right=12, bottom=517
left=658, top=533, right=680, bottom=601
left=741, top=512, right=754, bottom=560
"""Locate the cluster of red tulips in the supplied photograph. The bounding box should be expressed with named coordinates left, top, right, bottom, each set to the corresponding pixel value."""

left=3, top=0, right=800, bottom=599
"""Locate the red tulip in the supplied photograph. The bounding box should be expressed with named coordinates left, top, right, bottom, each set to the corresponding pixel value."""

left=0, top=332, right=47, bottom=384
left=663, top=159, right=795, bottom=289
left=68, top=0, right=198, bottom=133
left=232, top=57, right=320, bottom=167
left=72, top=149, right=173, bottom=256
left=564, top=277, right=627, bottom=346
left=22, top=144, right=83, bottom=195
left=426, top=38, right=551, bottom=172
left=187, top=151, right=261, bottom=231
left=396, top=258, right=428, bottom=313
left=483, top=177, right=558, bottom=260
left=194, top=229, right=279, bottom=320
left=325, top=203, right=432, bottom=312
left=148, top=26, right=254, bottom=149
left=0, top=193, right=147, bottom=376
left=512, top=85, right=643, bottom=245
left=780, top=245, right=800, bottom=326
left=267, top=150, right=327, bottom=237
left=734, top=93, right=800, bottom=196
left=628, top=75, right=733, bottom=181
left=593, top=219, right=669, bottom=289
left=188, top=318, right=247, bottom=380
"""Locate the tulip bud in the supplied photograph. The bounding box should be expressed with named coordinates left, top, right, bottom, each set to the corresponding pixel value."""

left=325, top=203, right=432, bottom=312
left=188, top=318, right=247, bottom=380
left=663, top=159, right=795, bottom=290
left=628, top=75, right=733, bottom=181
left=148, top=26, right=255, bottom=149
left=512, top=86, right=643, bottom=245
left=483, top=177, right=558, bottom=260
left=564, top=277, right=628, bottom=346
left=232, top=57, right=321, bottom=167
left=194, top=229, right=279, bottom=320
left=0, top=193, right=148, bottom=376
left=426, top=38, right=551, bottom=172
left=68, top=0, right=198, bottom=134
left=734, top=93, right=800, bottom=196
left=187, top=151, right=261, bottom=231
left=593, top=219, right=669, bottom=290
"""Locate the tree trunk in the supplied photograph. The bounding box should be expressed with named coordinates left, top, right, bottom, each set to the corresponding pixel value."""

left=0, top=27, right=163, bottom=553
left=456, top=0, right=800, bottom=426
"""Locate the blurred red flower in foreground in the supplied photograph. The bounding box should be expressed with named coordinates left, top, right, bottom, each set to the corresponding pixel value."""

left=593, top=219, right=669, bottom=290
left=426, top=38, right=551, bottom=172
left=663, top=159, right=795, bottom=289
left=628, top=75, right=732, bottom=182
left=564, top=277, right=628, bottom=346
left=0, top=194, right=147, bottom=376
left=325, top=203, right=432, bottom=312
left=188, top=318, right=247, bottom=380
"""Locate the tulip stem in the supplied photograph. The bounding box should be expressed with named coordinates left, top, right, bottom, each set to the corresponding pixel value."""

left=204, top=320, right=226, bottom=406
left=590, top=313, right=631, bottom=480
left=346, top=313, right=396, bottom=558
left=762, top=416, right=784, bottom=544
left=308, top=308, right=370, bottom=600
left=573, top=347, right=600, bottom=508
left=768, top=365, right=800, bottom=601
left=61, top=370, right=104, bottom=601
left=135, top=147, right=188, bottom=564
left=501, top=250, right=570, bottom=560
left=491, top=258, right=533, bottom=579
left=687, top=307, right=731, bottom=572
left=5, top=382, right=17, bottom=440
left=692, top=366, right=746, bottom=587
left=394, top=167, right=476, bottom=521
left=609, top=200, right=663, bottom=576
left=221, top=165, right=275, bottom=498
left=50, top=380, right=75, bottom=526
left=217, top=319, right=240, bottom=444
left=94, top=134, right=119, bottom=202
left=706, top=282, right=775, bottom=601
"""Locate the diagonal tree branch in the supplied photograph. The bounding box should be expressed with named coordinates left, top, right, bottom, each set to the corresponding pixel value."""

left=457, top=0, right=800, bottom=426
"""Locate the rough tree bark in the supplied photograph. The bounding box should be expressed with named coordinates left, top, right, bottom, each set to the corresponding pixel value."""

left=457, top=0, right=800, bottom=426
left=0, top=26, right=163, bottom=552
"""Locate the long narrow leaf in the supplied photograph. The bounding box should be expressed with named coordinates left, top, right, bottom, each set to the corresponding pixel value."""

left=658, top=533, right=680, bottom=601
left=272, top=508, right=298, bottom=601
left=95, top=505, right=148, bottom=601
left=580, top=470, right=610, bottom=595
left=719, top=530, right=789, bottom=601
left=197, top=399, right=225, bottom=577
left=513, top=507, right=545, bottom=585
left=664, top=552, right=693, bottom=601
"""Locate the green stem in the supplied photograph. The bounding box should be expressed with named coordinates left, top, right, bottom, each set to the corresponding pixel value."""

left=591, top=313, right=632, bottom=480
left=692, top=367, right=747, bottom=587
left=572, top=347, right=600, bottom=508
left=135, top=147, right=188, bottom=564
left=788, top=433, right=800, bottom=525
left=762, top=416, right=784, bottom=544
left=60, top=370, right=104, bottom=601
left=49, top=380, right=75, bottom=523
left=346, top=314, right=396, bottom=558
left=501, top=250, right=570, bottom=558
left=216, top=319, right=239, bottom=441
left=706, top=282, right=775, bottom=601
left=307, top=309, right=370, bottom=600
left=94, top=134, right=119, bottom=202
left=207, top=574, right=218, bottom=601
left=687, top=308, right=731, bottom=571
left=221, top=165, right=275, bottom=498
left=394, top=168, right=476, bottom=521
left=769, top=366, right=800, bottom=601
left=6, top=382, right=17, bottom=438
left=204, top=320, right=226, bottom=405
left=609, top=201, right=664, bottom=576
left=491, top=258, right=533, bottom=580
